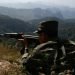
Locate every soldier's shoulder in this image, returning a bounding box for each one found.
[60,39,75,45]
[34,41,57,52]
[68,40,75,45]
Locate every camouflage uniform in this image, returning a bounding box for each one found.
[22,39,66,75]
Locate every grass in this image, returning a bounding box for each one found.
[0,43,26,75]
[0,44,20,61]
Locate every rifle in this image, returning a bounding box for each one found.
[0,33,38,39]
[0,33,24,39]
[0,33,39,47]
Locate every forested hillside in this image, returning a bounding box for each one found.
[0,15,31,33]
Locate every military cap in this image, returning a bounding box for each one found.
[35,20,58,38]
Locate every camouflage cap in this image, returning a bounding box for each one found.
[35,20,58,38]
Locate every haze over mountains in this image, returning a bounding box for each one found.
[0,6,63,21]
[0,2,75,21]
[0,2,50,9]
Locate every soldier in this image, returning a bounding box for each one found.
[22,20,65,75]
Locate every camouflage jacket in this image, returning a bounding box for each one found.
[23,41,65,73]
[22,40,75,75]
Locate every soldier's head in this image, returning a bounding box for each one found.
[35,20,58,43]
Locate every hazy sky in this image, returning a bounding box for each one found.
[0,0,74,7]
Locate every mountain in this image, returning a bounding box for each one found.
[58,7,75,19]
[0,15,30,33]
[0,14,60,34]
[0,2,75,20]
[0,6,63,21]
[0,15,60,34]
